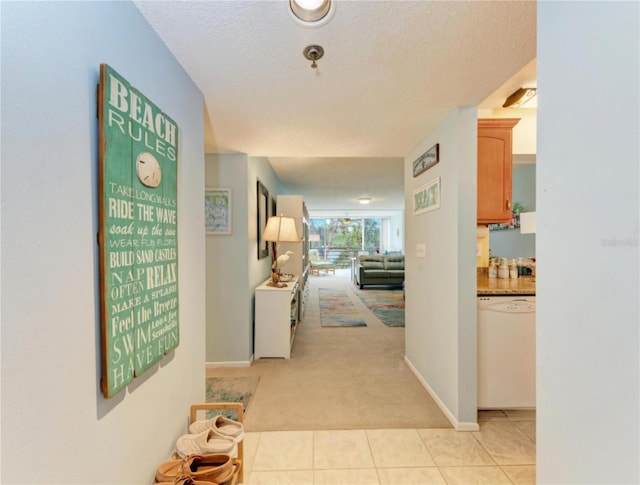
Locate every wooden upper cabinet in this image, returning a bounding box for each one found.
[477,118,520,224]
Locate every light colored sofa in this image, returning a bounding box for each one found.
[356,255,404,289]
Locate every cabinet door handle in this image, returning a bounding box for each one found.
[506,199,511,210]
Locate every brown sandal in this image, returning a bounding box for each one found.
[155,454,234,484]
[155,477,212,485]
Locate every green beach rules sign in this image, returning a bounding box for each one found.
[98,64,179,398]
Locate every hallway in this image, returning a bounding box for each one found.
[210,269,450,431]
[209,270,536,483]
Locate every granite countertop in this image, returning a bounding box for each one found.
[477,269,536,296]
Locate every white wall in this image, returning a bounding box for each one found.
[1,2,206,483]
[388,212,405,253]
[204,155,279,364]
[404,107,478,429]
[537,2,639,483]
[205,154,252,363]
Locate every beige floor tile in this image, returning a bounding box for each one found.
[418,428,495,466]
[314,468,380,484]
[246,470,314,485]
[313,430,375,469]
[513,421,536,443]
[366,429,435,468]
[505,409,536,421]
[377,467,446,485]
[438,466,513,484]
[502,465,536,484]
[472,422,536,465]
[243,432,261,476]
[251,431,313,471]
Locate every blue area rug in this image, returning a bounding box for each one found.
[318,288,367,327]
[353,289,405,327]
[205,376,259,419]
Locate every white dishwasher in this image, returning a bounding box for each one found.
[477,296,536,409]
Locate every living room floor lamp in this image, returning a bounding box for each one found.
[262,214,300,287]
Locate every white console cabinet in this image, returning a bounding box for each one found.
[254,276,299,359]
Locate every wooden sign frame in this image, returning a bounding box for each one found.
[98,64,180,398]
[412,143,440,177]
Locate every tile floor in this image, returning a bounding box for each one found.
[240,410,536,485]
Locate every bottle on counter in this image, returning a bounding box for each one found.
[509,259,518,279]
[498,259,509,279]
[488,261,497,278]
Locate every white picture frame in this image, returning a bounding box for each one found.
[205,187,232,235]
[412,177,441,216]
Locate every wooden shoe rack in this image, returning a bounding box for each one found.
[189,402,245,484]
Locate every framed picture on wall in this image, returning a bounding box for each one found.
[412,177,441,215]
[412,143,439,177]
[257,180,269,259]
[269,196,277,258]
[97,63,180,398]
[204,188,232,235]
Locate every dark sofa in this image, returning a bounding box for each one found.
[356,255,405,289]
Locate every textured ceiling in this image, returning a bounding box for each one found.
[135,0,536,213]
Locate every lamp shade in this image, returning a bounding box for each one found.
[262,215,300,243]
[520,212,536,234]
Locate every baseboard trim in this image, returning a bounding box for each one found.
[206,358,253,368]
[404,355,479,432]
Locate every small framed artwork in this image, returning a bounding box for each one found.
[412,143,439,177]
[205,188,232,235]
[269,196,277,257]
[413,177,441,216]
[257,180,269,259]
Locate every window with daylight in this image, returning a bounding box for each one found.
[308,218,382,268]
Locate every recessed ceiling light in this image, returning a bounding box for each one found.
[358,197,372,205]
[289,0,334,27]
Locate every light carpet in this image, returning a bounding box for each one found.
[207,270,451,431]
[207,271,451,431]
[318,287,367,327]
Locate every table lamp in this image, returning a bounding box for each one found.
[262,214,300,287]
